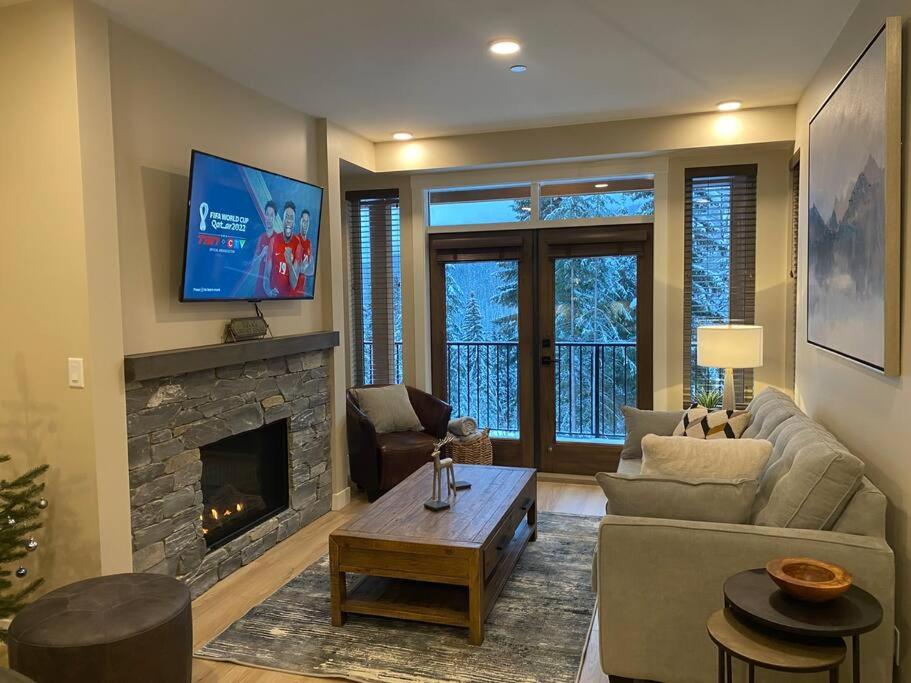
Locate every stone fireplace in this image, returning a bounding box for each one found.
[124,333,337,598]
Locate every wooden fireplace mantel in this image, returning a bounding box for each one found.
[123,331,340,383]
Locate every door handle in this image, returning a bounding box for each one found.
[541,356,552,366]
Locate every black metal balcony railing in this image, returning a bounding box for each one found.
[554,341,636,441]
[361,341,404,385]
[361,339,638,441]
[446,341,521,437]
[446,340,637,441]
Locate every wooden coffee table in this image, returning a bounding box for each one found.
[329,463,537,645]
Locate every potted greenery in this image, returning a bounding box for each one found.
[692,387,723,411]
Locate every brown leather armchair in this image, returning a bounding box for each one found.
[346,384,452,501]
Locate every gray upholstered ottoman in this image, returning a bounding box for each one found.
[8,573,192,683]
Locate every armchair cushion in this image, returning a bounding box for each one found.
[353,384,424,434]
[376,431,437,490]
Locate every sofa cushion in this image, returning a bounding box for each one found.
[746,386,795,414]
[752,437,865,530]
[620,406,684,459]
[832,477,887,538]
[354,384,424,434]
[754,415,829,505]
[616,457,643,475]
[641,434,771,480]
[596,472,758,524]
[741,399,803,441]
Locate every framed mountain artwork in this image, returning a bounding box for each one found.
[808,16,902,376]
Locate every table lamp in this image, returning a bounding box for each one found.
[696,324,763,411]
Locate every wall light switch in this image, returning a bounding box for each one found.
[68,357,85,389]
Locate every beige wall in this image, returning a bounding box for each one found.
[321,122,376,508]
[109,24,326,355]
[795,3,911,677]
[72,0,131,574]
[0,0,131,592]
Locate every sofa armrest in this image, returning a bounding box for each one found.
[597,516,894,683]
[406,387,452,438]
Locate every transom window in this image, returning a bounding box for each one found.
[539,177,654,220]
[427,185,531,227]
[426,176,654,228]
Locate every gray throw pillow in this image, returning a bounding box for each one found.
[620,406,684,460]
[596,472,758,524]
[753,441,865,530]
[354,385,424,434]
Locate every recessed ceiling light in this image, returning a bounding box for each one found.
[509,64,527,73]
[489,39,521,55]
[594,183,609,189]
[392,132,413,141]
[717,100,742,112]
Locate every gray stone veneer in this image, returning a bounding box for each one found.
[125,350,331,598]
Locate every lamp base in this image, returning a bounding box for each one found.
[722,367,735,412]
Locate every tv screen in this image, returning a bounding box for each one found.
[180,150,323,302]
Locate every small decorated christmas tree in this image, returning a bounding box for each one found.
[0,454,49,639]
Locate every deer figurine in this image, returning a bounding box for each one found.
[424,433,462,511]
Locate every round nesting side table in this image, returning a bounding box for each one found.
[708,608,846,682]
[724,568,883,683]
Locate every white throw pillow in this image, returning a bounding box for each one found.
[641,434,771,480]
[354,385,424,434]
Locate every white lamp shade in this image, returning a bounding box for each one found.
[697,324,763,369]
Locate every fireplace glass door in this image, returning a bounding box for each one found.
[200,419,290,550]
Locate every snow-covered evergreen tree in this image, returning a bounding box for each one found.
[463,292,484,341]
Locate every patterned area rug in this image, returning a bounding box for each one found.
[196,511,600,683]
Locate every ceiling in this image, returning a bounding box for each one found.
[95,0,859,141]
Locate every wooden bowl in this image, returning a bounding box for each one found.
[766,557,853,603]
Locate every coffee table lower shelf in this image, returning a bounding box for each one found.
[331,517,535,644]
[343,576,470,628]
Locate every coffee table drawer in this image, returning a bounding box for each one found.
[482,492,533,579]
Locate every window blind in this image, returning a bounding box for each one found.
[683,165,757,408]
[345,189,402,386]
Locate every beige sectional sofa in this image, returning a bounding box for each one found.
[596,388,895,682]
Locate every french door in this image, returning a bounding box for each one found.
[429,225,653,475]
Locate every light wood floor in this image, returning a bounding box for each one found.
[192,481,610,683]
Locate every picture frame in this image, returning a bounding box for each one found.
[807,16,902,376]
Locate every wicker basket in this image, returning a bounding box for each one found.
[445,428,493,465]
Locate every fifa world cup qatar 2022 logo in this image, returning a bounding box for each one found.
[199,202,209,231]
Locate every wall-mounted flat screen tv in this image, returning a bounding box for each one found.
[180,150,323,301]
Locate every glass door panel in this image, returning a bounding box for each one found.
[429,231,535,468]
[444,260,520,439]
[553,255,638,443]
[539,226,653,475]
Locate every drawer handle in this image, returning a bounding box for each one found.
[520,498,532,512]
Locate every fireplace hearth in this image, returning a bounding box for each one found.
[200,419,289,550]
